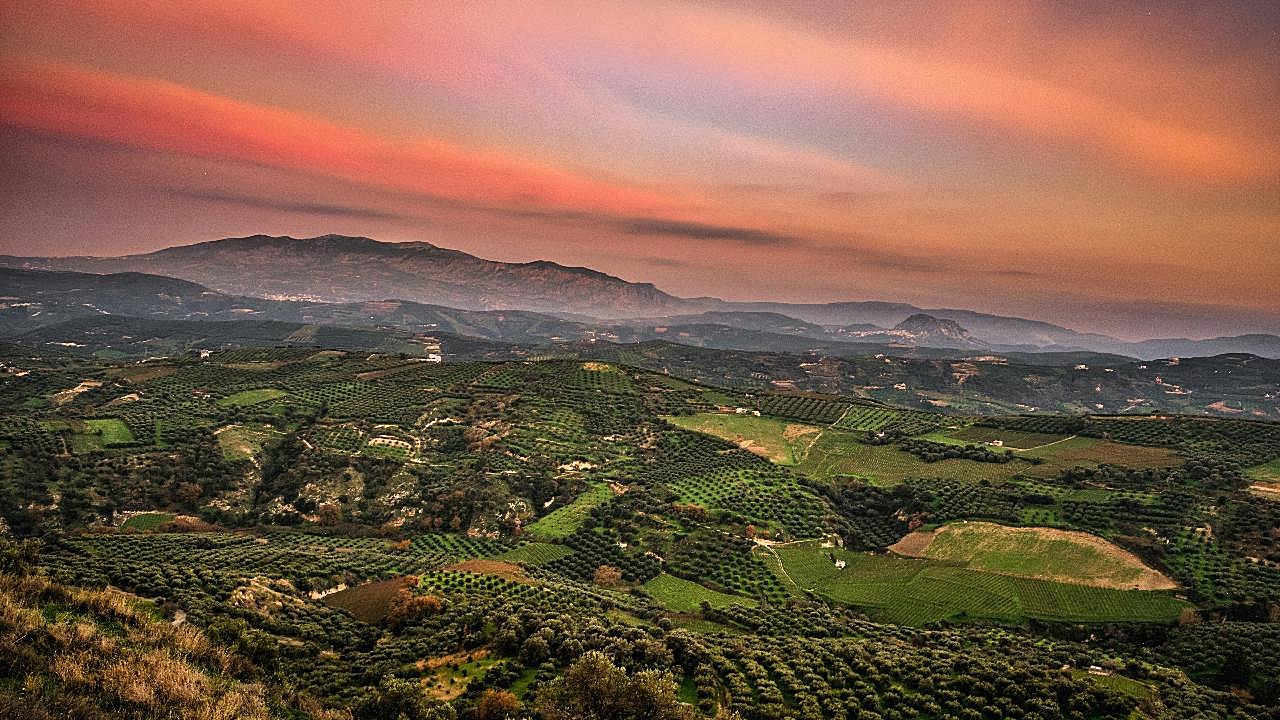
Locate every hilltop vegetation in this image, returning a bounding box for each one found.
[1,345,1278,718]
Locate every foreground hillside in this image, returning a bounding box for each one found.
[2,346,1278,717]
[0,546,337,720]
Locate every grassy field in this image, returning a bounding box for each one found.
[643,573,758,612]
[86,418,135,445]
[795,429,1028,486]
[892,521,1175,589]
[665,413,819,465]
[1020,436,1180,477]
[773,541,1185,625]
[217,388,288,407]
[1245,457,1280,489]
[947,426,1070,449]
[216,424,284,461]
[63,417,136,451]
[120,512,174,531]
[496,542,572,565]
[526,483,615,539]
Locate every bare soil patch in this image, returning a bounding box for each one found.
[887,529,938,557]
[783,423,820,443]
[441,559,531,583]
[321,576,414,624]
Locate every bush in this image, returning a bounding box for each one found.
[536,651,697,720]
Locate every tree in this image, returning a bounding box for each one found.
[536,651,697,720]
[473,689,520,720]
[386,589,444,631]
[357,676,455,720]
[593,564,623,588]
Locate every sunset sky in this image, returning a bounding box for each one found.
[1,1,1277,338]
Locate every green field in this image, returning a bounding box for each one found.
[665,413,818,465]
[773,542,1186,625]
[217,388,289,407]
[1245,457,1280,487]
[900,521,1174,590]
[496,542,573,565]
[795,429,1028,485]
[216,424,284,461]
[1019,436,1181,477]
[831,405,942,434]
[120,512,174,531]
[643,573,758,612]
[85,418,135,445]
[525,483,615,539]
[947,426,1069,449]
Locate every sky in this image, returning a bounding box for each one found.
[1,1,1278,339]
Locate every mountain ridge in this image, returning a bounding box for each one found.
[3,234,1276,357]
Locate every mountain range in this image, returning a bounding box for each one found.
[3,234,1277,359]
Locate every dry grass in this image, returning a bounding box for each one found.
[0,571,291,719]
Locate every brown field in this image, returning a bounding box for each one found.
[1021,437,1180,477]
[884,530,934,557]
[320,576,414,623]
[441,559,532,583]
[1251,483,1280,498]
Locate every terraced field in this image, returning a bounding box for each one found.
[831,404,943,435]
[496,542,573,565]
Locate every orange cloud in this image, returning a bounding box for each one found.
[639,3,1278,185]
[0,57,680,218]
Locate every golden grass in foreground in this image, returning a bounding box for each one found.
[0,572,343,720]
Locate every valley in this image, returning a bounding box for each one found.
[6,2,1279,716]
[2,343,1278,717]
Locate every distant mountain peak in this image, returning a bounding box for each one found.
[895,313,968,335]
[11,233,686,318]
[892,313,980,347]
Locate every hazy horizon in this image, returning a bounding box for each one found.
[6,231,1278,342]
